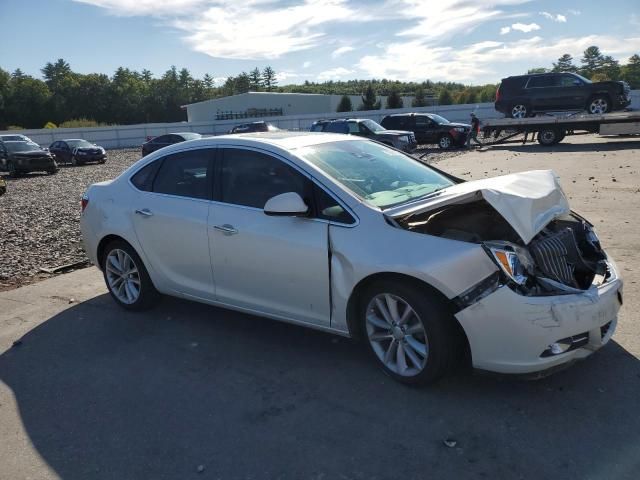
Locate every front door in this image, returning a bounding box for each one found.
[208,147,331,326]
[415,116,435,143]
[131,148,215,300]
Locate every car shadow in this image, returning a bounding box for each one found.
[0,172,53,181]
[1,295,639,479]
[486,138,640,154]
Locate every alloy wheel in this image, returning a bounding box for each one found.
[589,98,609,114]
[105,249,141,304]
[439,136,452,148]
[365,293,429,377]
[511,104,527,118]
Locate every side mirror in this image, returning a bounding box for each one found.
[264,192,309,217]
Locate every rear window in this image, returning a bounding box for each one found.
[527,76,555,88]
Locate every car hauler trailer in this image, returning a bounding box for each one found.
[481,111,640,146]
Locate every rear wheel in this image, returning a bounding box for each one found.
[509,103,529,119]
[537,128,562,146]
[588,95,610,114]
[360,280,459,385]
[438,134,453,149]
[102,240,160,311]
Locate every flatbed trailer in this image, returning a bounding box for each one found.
[481,110,640,146]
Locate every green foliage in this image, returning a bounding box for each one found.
[249,68,262,91]
[438,89,453,105]
[336,95,353,112]
[7,125,24,130]
[581,46,604,79]
[386,89,403,109]
[43,121,57,129]
[622,54,640,89]
[412,87,427,107]
[262,66,277,91]
[527,68,549,74]
[59,118,111,128]
[360,84,378,110]
[552,54,577,73]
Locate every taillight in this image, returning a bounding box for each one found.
[81,196,89,213]
[495,86,501,102]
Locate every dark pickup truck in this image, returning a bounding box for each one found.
[495,72,631,118]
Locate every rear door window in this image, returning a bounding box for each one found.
[415,116,432,128]
[131,161,161,191]
[526,76,554,88]
[151,149,212,199]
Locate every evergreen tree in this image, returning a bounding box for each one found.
[581,46,604,79]
[527,67,548,74]
[552,54,577,73]
[262,66,277,91]
[622,54,640,89]
[386,89,403,109]
[360,84,378,110]
[336,95,352,112]
[600,56,621,80]
[249,67,262,91]
[235,72,251,94]
[412,87,427,107]
[438,89,453,105]
[203,74,214,89]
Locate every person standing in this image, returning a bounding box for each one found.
[466,112,482,147]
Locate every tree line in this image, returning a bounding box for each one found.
[1,46,638,129]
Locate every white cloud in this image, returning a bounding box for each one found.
[540,11,567,22]
[500,26,511,35]
[511,22,541,32]
[357,35,640,83]
[302,61,312,68]
[73,0,207,16]
[332,46,355,58]
[317,67,354,81]
[276,71,301,82]
[568,9,581,16]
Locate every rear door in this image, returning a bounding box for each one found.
[208,147,331,326]
[131,148,215,300]
[525,75,556,111]
[556,74,588,109]
[414,116,436,143]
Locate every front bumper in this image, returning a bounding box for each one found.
[613,95,631,110]
[456,261,623,374]
[15,157,56,171]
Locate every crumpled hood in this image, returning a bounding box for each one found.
[446,122,471,129]
[376,130,413,137]
[387,170,570,244]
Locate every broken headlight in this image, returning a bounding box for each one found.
[485,242,534,286]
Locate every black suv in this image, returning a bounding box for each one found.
[141,132,202,157]
[310,118,416,152]
[495,72,631,118]
[381,113,470,149]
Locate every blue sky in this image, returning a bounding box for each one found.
[2,0,639,85]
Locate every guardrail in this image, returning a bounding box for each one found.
[2,91,638,149]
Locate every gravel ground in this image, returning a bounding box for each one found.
[0,149,141,290]
[0,144,465,291]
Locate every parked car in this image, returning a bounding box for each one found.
[81,133,621,385]
[310,118,417,152]
[141,132,202,157]
[228,121,279,134]
[0,176,6,197]
[49,139,107,166]
[0,134,35,143]
[495,72,631,118]
[0,141,58,176]
[381,113,470,149]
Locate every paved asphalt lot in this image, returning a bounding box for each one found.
[1,135,639,479]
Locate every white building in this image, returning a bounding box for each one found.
[183,92,416,122]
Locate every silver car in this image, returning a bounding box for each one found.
[80,132,622,384]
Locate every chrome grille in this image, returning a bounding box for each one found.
[530,228,579,287]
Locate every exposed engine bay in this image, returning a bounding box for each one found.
[394,199,609,295]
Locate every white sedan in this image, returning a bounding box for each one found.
[80,132,623,384]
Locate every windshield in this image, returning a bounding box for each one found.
[5,142,41,153]
[67,139,94,148]
[429,114,450,125]
[296,140,454,209]
[361,119,386,133]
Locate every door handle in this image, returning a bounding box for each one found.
[213,224,238,235]
[135,208,154,217]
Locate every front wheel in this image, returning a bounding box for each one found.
[102,240,160,310]
[438,134,453,149]
[588,96,610,114]
[360,280,459,385]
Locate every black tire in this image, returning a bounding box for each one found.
[359,279,459,385]
[508,103,529,119]
[101,239,161,311]
[438,134,453,149]
[587,95,610,115]
[46,168,58,175]
[537,128,562,146]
